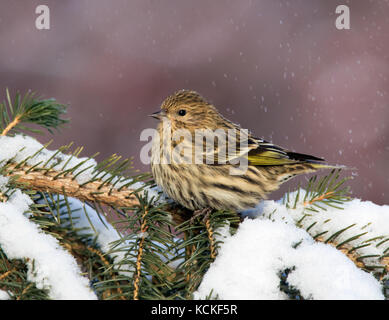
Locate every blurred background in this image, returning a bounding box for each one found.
[0,0,387,204]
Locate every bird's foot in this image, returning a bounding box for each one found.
[190,207,213,224]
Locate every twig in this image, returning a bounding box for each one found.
[205,219,217,260]
[1,115,21,136]
[0,269,14,281]
[17,283,33,300]
[133,209,149,300]
[6,163,139,208]
[303,191,334,206]
[5,163,190,225]
[86,246,126,300]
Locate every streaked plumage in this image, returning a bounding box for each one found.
[151,90,339,212]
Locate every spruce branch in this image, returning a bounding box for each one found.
[31,192,131,300]
[84,246,126,300]
[205,219,217,260]
[5,163,139,208]
[0,88,68,136]
[133,208,149,300]
[1,115,21,136]
[172,210,239,298]
[303,191,334,207]
[283,169,389,280]
[3,160,193,225]
[0,250,50,300]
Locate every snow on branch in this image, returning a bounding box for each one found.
[0,134,163,208]
[0,176,97,299]
[195,195,389,300]
[283,189,389,274]
[36,195,141,284]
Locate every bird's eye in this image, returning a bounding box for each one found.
[178,109,186,116]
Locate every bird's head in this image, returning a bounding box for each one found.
[150,90,226,131]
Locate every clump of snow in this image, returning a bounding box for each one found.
[196,193,389,300]
[0,176,9,192]
[244,190,389,268]
[213,221,231,244]
[0,290,10,300]
[0,176,96,300]
[194,217,384,300]
[285,241,380,299]
[288,195,389,267]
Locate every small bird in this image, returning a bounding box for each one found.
[150,90,340,217]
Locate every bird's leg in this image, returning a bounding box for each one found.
[190,207,213,224]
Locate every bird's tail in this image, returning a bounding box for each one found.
[309,162,350,170]
[276,162,351,184]
[286,151,351,171]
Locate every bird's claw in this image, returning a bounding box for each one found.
[190,207,213,224]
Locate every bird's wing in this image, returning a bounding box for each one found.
[194,126,255,164]
[194,126,326,166]
[246,137,325,166]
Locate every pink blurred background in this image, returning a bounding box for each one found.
[0,0,387,204]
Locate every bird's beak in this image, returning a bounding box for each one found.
[149,110,166,120]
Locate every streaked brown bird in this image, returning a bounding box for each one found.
[150,89,340,217]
